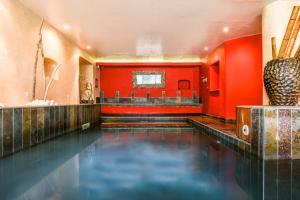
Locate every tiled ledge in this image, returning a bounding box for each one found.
[187,118,251,156]
[237,106,300,160]
[99,97,201,105]
[0,104,101,158]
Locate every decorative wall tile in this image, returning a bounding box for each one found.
[278,109,292,159]
[13,108,22,152]
[89,105,92,123]
[64,106,69,132]
[259,109,264,158]
[3,109,13,155]
[22,108,31,148]
[264,109,278,160]
[63,106,66,132]
[69,106,75,131]
[264,161,278,200]
[87,105,90,123]
[44,107,50,140]
[75,105,79,128]
[30,108,38,145]
[251,109,260,156]
[278,160,292,199]
[292,160,300,198]
[50,107,55,138]
[54,107,59,136]
[78,105,82,126]
[37,107,45,143]
[83,105,87,124]
[59,107,64,135]
[0,110,2,156]
[292,109,300,159]
[87,105,89,121]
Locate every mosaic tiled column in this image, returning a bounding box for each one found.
[237,106,300,160]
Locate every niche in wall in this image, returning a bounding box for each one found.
[178,80,190,90]
[209,61,220,93]
[79,57,94,103]
[44,57,59,90]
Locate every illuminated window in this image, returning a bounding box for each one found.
[133,71,165,88]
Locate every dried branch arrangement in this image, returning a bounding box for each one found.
[32,19,45,100]
[272,6,300,59]
[43,63,62,100]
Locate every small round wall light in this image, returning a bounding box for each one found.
[242,125,249,136]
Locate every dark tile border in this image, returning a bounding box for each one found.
[0,104,101,159]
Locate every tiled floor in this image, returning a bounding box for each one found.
[188,116,236,137]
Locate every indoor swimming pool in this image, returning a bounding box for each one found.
[0,126,298,200]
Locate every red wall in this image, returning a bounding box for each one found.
[224,35,263,119]
[201,35,263,120]
[97,35,262,118]
[100,66,200,98]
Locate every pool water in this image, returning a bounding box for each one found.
[0,126,299,200]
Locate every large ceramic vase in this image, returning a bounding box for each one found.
[264,58,300,106]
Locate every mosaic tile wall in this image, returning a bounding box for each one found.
[0,104,101,158]
[237,106,300,160]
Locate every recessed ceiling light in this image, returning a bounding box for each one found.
[86,45,91,50]
[223,27,229,33]
[204,47,209,51]
[63,24,70,30]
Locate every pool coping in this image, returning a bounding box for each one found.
[187,118,251,157]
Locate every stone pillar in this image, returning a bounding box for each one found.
[162,90,166,103]
[115,91,120,103]
[176,90,181,104]
[100,91,104,103]
[146,91,150,103]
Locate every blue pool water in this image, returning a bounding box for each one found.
[0,126,299,200]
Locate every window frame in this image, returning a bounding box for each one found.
[132,71,166,88]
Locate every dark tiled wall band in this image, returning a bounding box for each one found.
[0,104,101,158]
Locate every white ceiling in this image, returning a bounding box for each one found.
[19,0,276,58]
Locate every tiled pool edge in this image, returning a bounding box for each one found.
[0,104,101,158]
[188,118,251,157]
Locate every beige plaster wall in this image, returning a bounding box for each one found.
[262,0,300,105]
[0,0,96,107]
